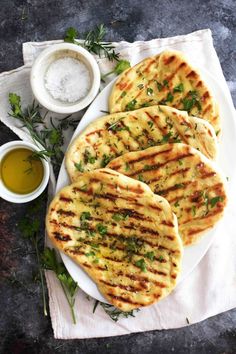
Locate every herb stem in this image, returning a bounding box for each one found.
[33,237,48,316]
[101,70,114,80]
[59,280,77,324]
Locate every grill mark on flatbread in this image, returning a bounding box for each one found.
[82,263,92,269]
[107,293,149,306]
[118,120,142,146]
[79,239,171,263]
[129,153,193,177]
[59,196,73,203]
[86,129,104,137]
[148,204,162,211]
[117,271,167,288]
[202,91,210,102]
[182,207,224,225]
[164,55,176,65]
[168,167,190,178]
[161,220,175,227]
[145,112,167,135]
[50,219,79,231]
[146,268,167,276]
[53,232,71,241]
[186,70,198,79]
[57,209,76,217]
[202,104,212,115]
[50,216,175,249]
[100,279,146,292]
[201,172,216,179]
[143,58,157,72]
[155,180,192,196]
[73,187,144,207]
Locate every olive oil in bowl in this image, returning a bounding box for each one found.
[0,148,44,194]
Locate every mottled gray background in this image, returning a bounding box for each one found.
[0,0,236,353]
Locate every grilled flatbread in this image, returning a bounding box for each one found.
[109,50,220,134]
[108,144,227,246]
[66,105,217,182]
[46,168,183,311]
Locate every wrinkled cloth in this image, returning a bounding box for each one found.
[0,29,236,339]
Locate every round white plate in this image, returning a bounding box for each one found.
[56,68,236,303]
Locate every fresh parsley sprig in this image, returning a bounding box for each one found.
[101,60,131,81]
[42,247,79,324]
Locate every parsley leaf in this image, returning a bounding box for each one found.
[147,87,153,96]
[101,154,113,167]
[96,223,107,236]
[125,99,137,111]
[102,59,131,80]
[135,258,147,272]
[166,92,174,103]
[145,251,155,261]
[173,83,184,93]
[80,211,91,221]
[112,212,129,222]
[64,27,78,43]
[209,196,224,208]
[114,60,131,75]
[138,84,144,90]
[182,91,202,113]
[191,205,196,216]
[155,81,163,91]
[138,174,144,182]
[84,150,96,164]
[74,162,84,172]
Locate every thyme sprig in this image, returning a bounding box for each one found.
[93,300,139,322]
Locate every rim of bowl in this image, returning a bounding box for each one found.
[30,43,101,114]
[0,141,50,203]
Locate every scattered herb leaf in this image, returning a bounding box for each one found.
[125,99,137,111]
[135,258,147,272]
[173,83,184,93]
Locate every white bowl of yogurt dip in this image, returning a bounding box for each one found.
[30,43,100,114]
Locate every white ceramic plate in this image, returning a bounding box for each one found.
[56,68,236,303]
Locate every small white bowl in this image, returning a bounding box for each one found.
[30,43,101,114]
[0,141,50,203]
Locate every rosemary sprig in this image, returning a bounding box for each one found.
[42,247,79,324]
[64,24,120,61]
[8,93,78,174]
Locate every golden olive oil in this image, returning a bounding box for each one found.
[0,148,44,194]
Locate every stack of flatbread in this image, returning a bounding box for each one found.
[46,50,227,312]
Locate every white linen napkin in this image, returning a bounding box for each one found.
[1,29,236,339]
